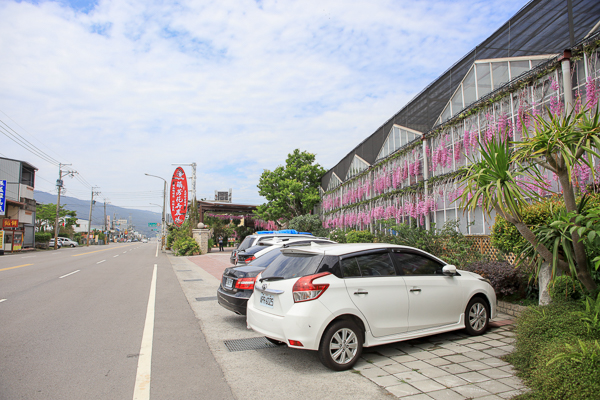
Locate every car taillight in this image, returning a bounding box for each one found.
[244,256,256,264]
[292,272,331,303]
[235,277,256,290]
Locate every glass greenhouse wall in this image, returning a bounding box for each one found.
[320,35,600,235]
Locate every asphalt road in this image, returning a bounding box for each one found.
[0,242,233,400]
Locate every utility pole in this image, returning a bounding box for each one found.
[53,164,77,250]
[87,186,100,247]
[103,198,110,244]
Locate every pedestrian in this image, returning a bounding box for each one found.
[218,235,224,251]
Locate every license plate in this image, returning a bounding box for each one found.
[225,278,233,289]
[259,292,274,308]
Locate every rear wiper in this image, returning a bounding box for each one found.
[259,276,284,282]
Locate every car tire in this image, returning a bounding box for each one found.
[318,320,363,371]
[464,297,489,336]
[71,244,75,248]
[265,337,285,346]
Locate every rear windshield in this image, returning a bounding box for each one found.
[248,248,282,267]
[260,253,324,280]
[238,236,255,251]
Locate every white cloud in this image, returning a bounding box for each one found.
[0,0,525,207]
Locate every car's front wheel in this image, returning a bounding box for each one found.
[318,320,363,371]
[465,297,489,335]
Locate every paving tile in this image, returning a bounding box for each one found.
[456,371,491,383]
[468,336,490,342]
[497,377,526,390]
[478,368,513,380]
[497,345,515,353]
[377,347,407,357]
[482,348,509,357]
[465,342,491,350]
[499,337,515,344]
[476,395,504,400]
[410,379,447,393]
[404,394,435,400]
[392,354,419,363]
[403,347,428,355]
[459,360,489,370]
[424,357,452,367]
[382,363,412,375]
[444,355,473,363]
[359,366,387,379]
[353,359,372,370]
[498,331,515,337]
[405,360,434,370]
[439,364,470,374]
[452,384,492,398]
[394,370,430,383]
[427,388,468,400]
[483,333,505,340]
[498,365,515,373]
[413,351,440,360]
[386,383,423,397]
[452,338,475,345]
[431,348,457,357]
[439,343,467,351]
[364,354,394,364]
[497,390,524,399]
[370,374,403,388]
[478,358,509,368]
[475,380,515,394]
[432,375,469,388]
[419,366,450,379]
[462,350,489,360]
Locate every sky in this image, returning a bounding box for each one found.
[0,0,527,210]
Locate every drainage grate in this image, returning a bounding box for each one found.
[223,337,278,352]
[195,296,218,302]
[183,279,203,282]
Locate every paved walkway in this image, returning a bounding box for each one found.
[187,251,529,399]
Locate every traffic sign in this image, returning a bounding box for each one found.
[148,223,158,227]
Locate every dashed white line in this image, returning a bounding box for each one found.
[132,264,158,400]
[0,299,7,303]
[21,256,36,259]
[59,270,80,279]
[97,260,106,264]
[114,255,119,258]
[123,251,127,254]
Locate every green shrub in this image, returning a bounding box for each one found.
[548,275,585,303]
[346,230,374,243]
[35,232,52,242]
[328,229,347,243]
[208,238,215,248]
[507,302,600,399]
[172,236,200,256]
[288,214,329,237]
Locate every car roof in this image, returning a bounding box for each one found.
[279,243,445,261]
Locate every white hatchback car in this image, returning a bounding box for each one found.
[247,243,497,370]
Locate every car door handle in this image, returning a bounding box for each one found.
[410,288,421,292]
[354,290,369,295]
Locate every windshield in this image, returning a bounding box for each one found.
[237,236,255,252]
[260,253,324,280]
[247,248,282,267]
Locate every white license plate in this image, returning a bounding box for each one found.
[225,278,233,289]
[259,292,274,308]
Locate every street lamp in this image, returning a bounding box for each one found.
[145,173,167,252]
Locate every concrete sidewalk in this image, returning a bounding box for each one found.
[179,251,529,399]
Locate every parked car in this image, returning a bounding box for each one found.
[229,230,316,265]
[142,238,148,243]
[58,237,78,247]
[246,243,497,371]
[235,236,331,265]
[48,238,62,248]
[218,238,337,315]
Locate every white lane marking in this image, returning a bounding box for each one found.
[123,251,127,254]
[0,299,7,303]
[97,260,106,264]
[114,255,119,258]
[155,242,158,258]
[133,264,158,400]
[21,256,36,259]
[59,270,80,279]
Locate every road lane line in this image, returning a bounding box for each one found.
[0,299,7,303]
[59,270,80,279]
[133,264,158,400]
[114,255,119,258]
[97,260,106,264]
[72,245,135,257]
[155,242,158,258]
[123,251,127,254]
[21,256,36,259]
[0,264,33,272]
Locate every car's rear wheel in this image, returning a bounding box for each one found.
[465,297,489,336]
[318,320,363,371]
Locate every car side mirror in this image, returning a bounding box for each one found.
[442,265,457,276]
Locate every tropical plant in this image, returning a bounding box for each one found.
[288,214,329,237]
[345,230,374,243]
[172,236,200,256]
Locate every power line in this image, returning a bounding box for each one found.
[0,121,61,166]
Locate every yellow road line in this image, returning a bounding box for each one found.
[0,264,33,272]
[72,244,135,257]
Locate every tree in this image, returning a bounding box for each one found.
[288,214,329,237]
[35,203,77,233]
[514,107,600,291]
[256,149,325,225]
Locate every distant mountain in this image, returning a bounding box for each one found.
[34,191,162,237]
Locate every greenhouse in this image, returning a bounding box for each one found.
[320,0,600,236]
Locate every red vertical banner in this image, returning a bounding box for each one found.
[170,167,188,227]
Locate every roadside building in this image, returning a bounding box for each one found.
[320,0,600,236]
[0,157,37,254]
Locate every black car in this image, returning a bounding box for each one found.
[218,248,282,315]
